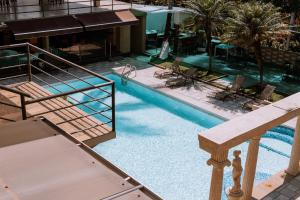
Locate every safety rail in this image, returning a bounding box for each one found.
[0,84,31,121]
[0,0,134,21]
[0,43,115,134]
[199,92,300,200]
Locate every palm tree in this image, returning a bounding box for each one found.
[222,1,288,86]
[185,0,228,73]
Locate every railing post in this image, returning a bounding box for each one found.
[90,0,92,13]
[20,95,27,120]
[286,116,300,176]
[112,0,113,10]
[26,44,32,82]
[242,136,261,200]
[13,1,17,20]
[67,0,70,15]
[207,151,230,200]
[104,40,107,57]
[41,0,45,17]
[111,82,115,132]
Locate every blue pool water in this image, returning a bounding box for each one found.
[48,73,294,200]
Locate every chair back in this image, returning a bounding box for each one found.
[184,68,198,79]
[231,75,245,92]
[171,57,182,73]
[259,85,276,100]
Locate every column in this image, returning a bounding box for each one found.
[119,26,131,54]
[286,116,300,176]
[207,151,231,200]
[242,137,261,200]
[42,36,50,51]
[94,0,100,7]
[130,15,146,54]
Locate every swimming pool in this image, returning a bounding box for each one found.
[48,73,293,200]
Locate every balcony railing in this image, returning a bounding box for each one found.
[0,0,138,22]
[198,92,300,200]
[0,43,115,135]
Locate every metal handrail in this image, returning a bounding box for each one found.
[0,42,115,133]
[0,0,132,21]
[0,84,31,120]
[0,85,31,97]
[28,44,113,83]
[121,64,136,85]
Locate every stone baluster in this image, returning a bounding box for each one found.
[207,151,231,200]
[242,136,261,200]
[286,116,300,176]
[227,150,244,200]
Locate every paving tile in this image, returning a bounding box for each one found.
[274,194,291,200]
[280,187,296,198]
[263,197,274,200]
[290,179,300,187]
[267,191,280,199]
[287,184,299,192]
[295,175,300,181]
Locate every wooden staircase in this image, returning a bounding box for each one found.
[0,82,115,147]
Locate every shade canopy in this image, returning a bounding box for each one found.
[76,10,139,31]
[6,10,139,40]
[6,16,83,40]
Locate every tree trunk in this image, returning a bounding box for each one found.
[164,0,173,40]
[254,42,264,88]
[164,13,172,39]
[286,12,295,50]
[205,25,213,73]
[173,24,180,55]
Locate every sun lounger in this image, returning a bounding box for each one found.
[153,57,182,79]
[165,68,198,88]
[215,75,245,101]
[243,84,276,110]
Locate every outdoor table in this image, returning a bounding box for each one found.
[211,39,221,44]
[214,43,235,60]
[146,29,158,35]
[178,33,198,54]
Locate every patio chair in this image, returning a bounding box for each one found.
[165,68,198,88]
[243,84,276,110]
[214,75,245,101]
[153,57,182,79]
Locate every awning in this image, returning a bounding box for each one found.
[76,10,139,31]
[6,16,83,40]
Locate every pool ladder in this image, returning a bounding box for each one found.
[121,64,136,85]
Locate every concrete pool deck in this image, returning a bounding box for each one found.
[0,56,296,128]
[110,58,297,129]
[17,55,300,126]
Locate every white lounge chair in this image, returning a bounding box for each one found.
[215,75,245,101]
[243,84,276,110]
[153,57,182,79]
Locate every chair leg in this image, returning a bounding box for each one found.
[214,46,217,57]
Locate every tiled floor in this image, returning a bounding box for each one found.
[262,174,300,200]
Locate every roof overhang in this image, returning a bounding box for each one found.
[0,118,162,200]
[76,10,139,32]
[6,16,83,40]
